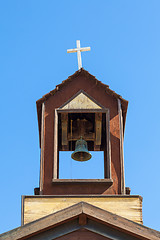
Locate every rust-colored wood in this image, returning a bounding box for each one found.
[40,102,45,194]
[40,71,122,194]
[118,99,125,194]
[50,180,113,195]
[79,214,87,226]
[105,111,111,179]
[52,179,113,183]
[126,187,131,195]
[58,109,107,113]
[61,113,68,149]
[55,229,109,240]
[95,113,102,149]
[53,110,58,179]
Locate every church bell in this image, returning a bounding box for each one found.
[71,137,92,162]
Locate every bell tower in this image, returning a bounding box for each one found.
[3,40,160,240]
[22,42,143,226]
[36,69,128,196]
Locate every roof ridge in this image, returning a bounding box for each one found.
[36,68,128,105]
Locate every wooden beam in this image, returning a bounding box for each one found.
[95,113,102,150]
[79,214,87,226]
[105,110,111,179]
[67,47,91,53]
[21,196,25,226]
[86,219,138,240]
[52,179,113,183]
[53,109,58,179]
[118,99,125,194]
[40,102,45,194]
[82,202,159,240]
[61,113,68,150]
[68,132,95,141]
[58,109,108,113]
[28,220,80,240]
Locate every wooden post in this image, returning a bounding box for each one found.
[104,110,111,179]
[21,196,25,226]
[40,102,45,194]
[79,214,87,226]
[94,113,102,150]
[118,99,125,194]
[61,113,68,150]
[53,109,58,179]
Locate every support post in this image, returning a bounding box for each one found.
[40,102,45,194]
[61,113,68,150]
[105,110,111,179]
[118,99,125,194]
[94,113,102,150]
[53,109,58,179]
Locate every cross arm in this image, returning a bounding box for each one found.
[67,48,78,53]
[81,47,91,52]
[67,47,91,53]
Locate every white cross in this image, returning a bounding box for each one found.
[67,40,91,70]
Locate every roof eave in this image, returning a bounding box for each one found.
[0,202,159,240]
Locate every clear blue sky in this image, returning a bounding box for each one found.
[0,0,160,234]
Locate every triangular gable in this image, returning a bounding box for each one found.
[60,90,103,109]
[1,202,160,240]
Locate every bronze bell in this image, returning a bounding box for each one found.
[71,137,92,162]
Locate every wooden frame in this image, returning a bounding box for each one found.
[5,201,159,240]
[61,113,68,150]
[118,99,125,194]
[95,112,102,148]
[53,109,58,179]
[59,90,105,109]
[53,108,111,180]
[40,102,45,193]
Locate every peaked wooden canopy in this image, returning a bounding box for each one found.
[36,68,128,142]
[1,202,159,240]
[34,68,129,195]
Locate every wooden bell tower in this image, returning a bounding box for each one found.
[21,42,143,226]
[4,41,160,239]
[35,68,128,195]
[22,69,143,226]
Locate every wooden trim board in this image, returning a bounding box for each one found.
[1,202,160,240]
[22,195,142,225]
[118,99,125,194]
[40,102,45,193]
